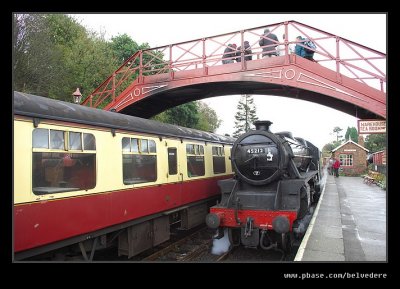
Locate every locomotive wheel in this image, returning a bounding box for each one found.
[228,228,241,247]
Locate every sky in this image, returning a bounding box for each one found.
[70,13,386,150]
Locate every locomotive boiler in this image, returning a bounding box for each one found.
[206,121,321,252]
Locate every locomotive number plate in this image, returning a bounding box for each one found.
[247,148,265,154]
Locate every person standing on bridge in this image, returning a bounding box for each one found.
[222,43,237,64]
[236,41,252,62]
[295,36,316,61]
[295,36,306,58]
[259,28,279,57]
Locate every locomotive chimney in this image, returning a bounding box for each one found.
[254,120,273,132]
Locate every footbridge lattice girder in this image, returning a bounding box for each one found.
[81,20,386,120]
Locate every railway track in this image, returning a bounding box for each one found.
[142,227,213,261]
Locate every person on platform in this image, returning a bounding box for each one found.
[328,157,334,175]
[333,158,341,177]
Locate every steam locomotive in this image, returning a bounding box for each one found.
[206,121,321,252]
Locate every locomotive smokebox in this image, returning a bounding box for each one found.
[254,120,273,132]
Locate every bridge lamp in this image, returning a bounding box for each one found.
[72,88,82,104]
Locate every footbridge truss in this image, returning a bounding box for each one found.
[81,20,386,120]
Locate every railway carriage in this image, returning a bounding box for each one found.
[13,91,234,260]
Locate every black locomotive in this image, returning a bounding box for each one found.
[206,121,321,252]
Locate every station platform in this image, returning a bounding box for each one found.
[295,173,386,261]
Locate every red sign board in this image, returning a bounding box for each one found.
[358,119,386,134]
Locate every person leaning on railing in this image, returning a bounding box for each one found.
[222,43,237,64]
[236,41,252,62]
[259,28,279,57]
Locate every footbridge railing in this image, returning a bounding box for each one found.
[81,20,386,109]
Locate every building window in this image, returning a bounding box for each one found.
[122,137,157,184]
[186,144,205,177]
[32,129,96,195]
[212,146,226,174]
[339,154,353,166]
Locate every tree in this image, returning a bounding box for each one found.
[13,14,58,96]
[196,101,222,132]
[322,140,342,156]
[233,95,258,138]
[13,14,118,101]
[107,34,167,101]
[364,133,386,153]
[152,101,221,132]
[110,34,140,63]
[345,127,358,143]
[332,126,343,142]
[152,102,199,128]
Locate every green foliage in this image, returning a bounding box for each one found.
[322,143,335,155]
[345,127,358,143]
[13,14,57,97]
[152,101,221,132]
[233,95,258,138]
[107,35,166,98]
[110,34,140,63]
[196,102,222,132]
[322,140,342,156]
[153,102,199,128]
[13,14,118,102]
[364,133,386,153]
[332,126,343,142]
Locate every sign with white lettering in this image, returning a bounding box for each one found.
[358,120,386,134]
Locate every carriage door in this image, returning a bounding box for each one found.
[166,140,182,204]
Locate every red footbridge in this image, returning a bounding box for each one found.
[81,20,386,120]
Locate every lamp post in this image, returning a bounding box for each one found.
[72,88,82,104]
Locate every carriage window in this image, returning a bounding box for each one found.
[50,130,64,150]
[122,137,157,184]
[122,138,130,152]
[32,128,96,195]
[83,133,96,150]
[122,137,140,153]
[33,128,49,148]
[186,143,205,177]
[186,144,194,154]
[212,146,226,174]
[131,139,139,153]
[149,140,156,153]
[141,139,148,153]
[69,132,82,150]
